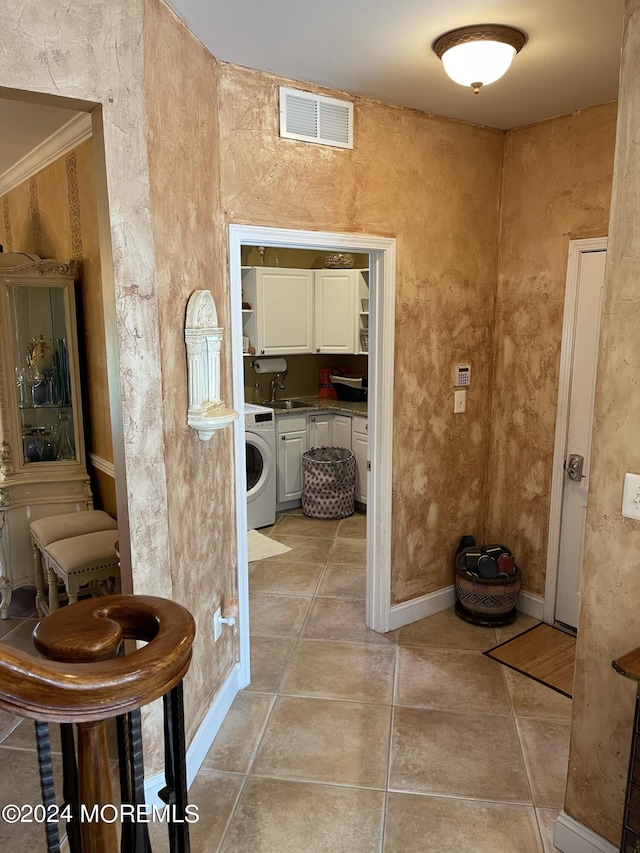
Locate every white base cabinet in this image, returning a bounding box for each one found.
[332,415,352,450]
[352,416,369,505]
[276,414,308,508]
[276,411,365,510]
[308,413,333,448]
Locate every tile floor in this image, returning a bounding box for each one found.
[193,509,570,852]
[0,512,571,852]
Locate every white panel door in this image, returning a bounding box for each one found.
[555,249,606,629]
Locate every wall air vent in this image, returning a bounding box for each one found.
[279,86,353,150]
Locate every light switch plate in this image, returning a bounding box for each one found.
[622,473,640,520]
[454,389,466,413]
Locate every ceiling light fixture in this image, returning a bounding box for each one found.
[433,25,527,94]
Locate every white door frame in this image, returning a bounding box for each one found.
[228,225,396,687]
[543,236,607,624]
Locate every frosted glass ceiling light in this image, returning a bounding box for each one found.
[433,25,527,94]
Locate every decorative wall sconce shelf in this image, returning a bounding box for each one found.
[185,290,238,441]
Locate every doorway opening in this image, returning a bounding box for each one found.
[0,87,129,591]
[544,237,607,632]
[228,225,396,687]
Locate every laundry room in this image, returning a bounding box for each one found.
[241,245,370,531]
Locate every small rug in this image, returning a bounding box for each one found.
[484,622,576,698]
[247,529,292,562]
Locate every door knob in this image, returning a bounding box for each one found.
[566,454,586,481]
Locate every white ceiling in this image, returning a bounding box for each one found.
[167,0,624,130]
[0,100,79,178]
[0,0,625,180]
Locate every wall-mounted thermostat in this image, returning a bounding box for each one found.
[454,364,471,387]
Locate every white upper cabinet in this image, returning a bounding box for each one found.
[242,268,314,355]
[243,267,368,356]
[313,269,356,353]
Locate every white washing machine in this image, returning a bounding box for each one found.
[245,403,277,530]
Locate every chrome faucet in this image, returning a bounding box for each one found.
[269,372,287,402]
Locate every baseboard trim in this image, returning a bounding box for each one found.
[517,590,545,621]
[554,811,618,853]
[145,663,240,806]
[388,585,544,631]
[389,586,455,631]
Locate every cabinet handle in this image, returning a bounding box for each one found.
[281,435,286,441]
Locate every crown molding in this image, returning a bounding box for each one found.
[0,112,92,197]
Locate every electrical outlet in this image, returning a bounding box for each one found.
[213,607,222,641]
[622,473,640,520]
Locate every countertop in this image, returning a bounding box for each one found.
[267,396,368,417]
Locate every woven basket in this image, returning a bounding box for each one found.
[455,569,521,617]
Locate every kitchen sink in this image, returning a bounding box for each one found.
[269,399,313,410]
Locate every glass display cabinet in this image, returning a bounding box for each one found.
[0,254,92,618]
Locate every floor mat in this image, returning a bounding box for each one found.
[247,529,292,562]
[484,622,576,698]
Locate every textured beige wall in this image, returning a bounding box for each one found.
[1,0,237,765]
[565,1,640,843]
[219,64,504,604]
[487,104,617,595]
[0,140,116,513]
[142,0,237,742]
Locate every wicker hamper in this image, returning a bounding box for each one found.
[302,447,356,519]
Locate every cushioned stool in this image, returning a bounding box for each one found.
[30,511,118,615]
[42,529,121,611]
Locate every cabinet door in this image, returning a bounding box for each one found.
[308,414,332,448]
[314,270,356,353]
[351,417,368,504]
[331,415,352,450]
[258,269,313,355]
[276,416,308,503]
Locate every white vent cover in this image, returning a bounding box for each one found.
[279,86,353,150]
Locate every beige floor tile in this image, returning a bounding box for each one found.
[148,770,244,853]
[202,691,274,774]
[3,718,63,753]
[517,718,570,808]
[253,696,391,788]
[220,777,385,853]
[303,597,393,645]
[264,534,334,563]
[390,706,531,803]
[0,616,29,640]
[396,647,511,715]
[273,514,342,538]
[328,537,366,567]
[0,708,22,742]
[337,513,367,539]
[0,746,64,852]
[385,792,544,853]
[249,593,311,637]
[503,668,572,721]
[1,618,41,655]
[396,607,497,651]
[249,559,323,595]
[247,635,296,693]
[537,808,562,852]
[494,613,541,644]
[317,561,366,598]
[282,639,396,704]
